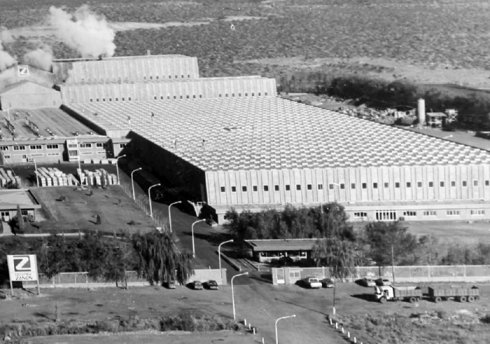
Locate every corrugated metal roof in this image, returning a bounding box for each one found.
[245,238,322,251]
[67,97,490,171]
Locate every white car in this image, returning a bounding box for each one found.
[302,277,322,289]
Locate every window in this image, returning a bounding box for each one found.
[340,183,345,189]
[428,182,434,187]
[462,181,467,187]
[351,183,356,189]
[231,186,236,192]
[486,180,490,186]
[30,145,42,150]
[242,186,247,192]
[362,183,367,189]
[253,186,258,192]
[353,212,367,219]
[403,211,416,216]
[119,144,126,148]
[406,182,411,188]
[220,187,225,192]
[373,182,378,189]
[318,184,323,190]
[296,185,301,190]
[375,210,397,221]
[474,180,478,186]
[440,181,445,187]
[451,181,456,187]
[0,146,8,151]
[395,182,400,188]
[96,143,103,148]
[264,185,269,191]
[471,210,485,215]
[285,185,290,191]
[446,210,460,216]
[384,182,389,188]
[275,185,279,191]
[4,155,10,159]
[423,210,437,216]
[307,184,312,190]
[417,181,422,187]
[79,143,92,148]
[13,145,26,151]
[47,144,59,149]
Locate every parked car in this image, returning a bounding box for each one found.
[189,281,203,290]
[164,280,176,289]
[321,278,335,288]
[358,277,376,287]
[204,280,219,290]
[375,278,392,286]
[301,276,322,289]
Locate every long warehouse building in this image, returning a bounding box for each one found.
[54,54,490,223]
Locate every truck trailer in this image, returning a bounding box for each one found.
[428,286,479,303]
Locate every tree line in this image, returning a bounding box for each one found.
[0,231,194,287]
[225,204,490,278]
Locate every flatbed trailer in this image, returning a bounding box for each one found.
[428,285,479,303]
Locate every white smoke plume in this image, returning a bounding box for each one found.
[23,47,53,71]
[0,28,16,72]
[48,5,116,58]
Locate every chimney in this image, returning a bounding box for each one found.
[417,98,426,128]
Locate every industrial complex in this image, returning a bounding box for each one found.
[1,54,490,223]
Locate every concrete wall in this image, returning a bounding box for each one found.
[206,164,490,222]
[272,265,490,285]
[61,77,277,103]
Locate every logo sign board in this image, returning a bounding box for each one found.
[17,65,30,77]
[7,255,39,282]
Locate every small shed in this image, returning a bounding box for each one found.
[245,238,322,263]
[0,81,62,110]
[0,189,42,222]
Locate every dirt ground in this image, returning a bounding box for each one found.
[29,186,155,234]
[2,280,490,344]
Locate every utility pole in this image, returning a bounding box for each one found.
[391,244,396,285]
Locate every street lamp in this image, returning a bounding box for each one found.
[130,167,142,200]
[115,154,126,185]
[275,314,296,344]
[231,272,249,321]
[31,157,39,187]
[168,200,182,233]
[332,281,336,315]
[191,219,206,258]
[218,239,234,274]
[148,183,161,219]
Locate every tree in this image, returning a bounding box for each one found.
[132,231,194,285]
[361,221,418,266]
[311,237,360,279]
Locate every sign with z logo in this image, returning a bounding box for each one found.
[7,255,39,282]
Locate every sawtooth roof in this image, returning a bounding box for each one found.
[67,97,490,171]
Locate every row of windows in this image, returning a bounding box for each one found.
[220,180,490,193]
[87,92,269,102]
[2,143,106,151]
[361,209,486,220]
[81,74,193,83]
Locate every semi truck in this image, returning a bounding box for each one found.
[428,286,479,303]
[375,285,423,303]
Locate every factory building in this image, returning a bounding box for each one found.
[55,54,490,223]
[2,54,490,223]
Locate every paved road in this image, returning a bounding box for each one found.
[121,169,242,282]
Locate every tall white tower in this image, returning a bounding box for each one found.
[417,98,426,127]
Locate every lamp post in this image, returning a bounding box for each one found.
[275,314,296,344]
[231,272,249,321]
[31,158,39,187]
[332,281,336,315]
[148,183,161,219]
[168,200,182,233]
[115,154,126,185]
[218,239,234,274]
[191,219,206,258]
[130,167,142,200]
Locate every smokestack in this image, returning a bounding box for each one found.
[417,98,426,128]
